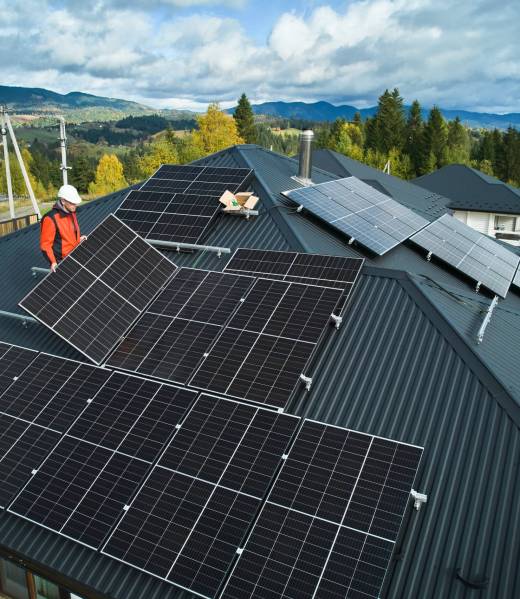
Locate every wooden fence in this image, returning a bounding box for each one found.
[0,214,39,237]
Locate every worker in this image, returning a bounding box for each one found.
[40,184,87,272]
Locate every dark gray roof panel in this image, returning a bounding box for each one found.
[414,164,520,214]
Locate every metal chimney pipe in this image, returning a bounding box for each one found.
[297,129,314,184]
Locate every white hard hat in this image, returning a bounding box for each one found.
[58,184,82,205]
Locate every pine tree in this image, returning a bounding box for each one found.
[501,127,520,185]
[88,154,128,197]
[421,107,448,173]
[69,155,96,194]
[233,94,256,144]
[192,103,244,155]
[404,100,424,176]
[446,117,471,164]
[371,88,406,153]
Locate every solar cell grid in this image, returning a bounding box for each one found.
[67,372,195,462]
[0,344,38,395]
[283,176,429,255]
[0,354,110,432]
[19,214,177,364]
[107,270,255,385]
[189,278,342,408]
[0,414,60,508]
[9,436,151,549]
[102,468,260,598]
[158,394,299,498]
[410,213,519,297]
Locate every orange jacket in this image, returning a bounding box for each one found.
[40,202,80,265]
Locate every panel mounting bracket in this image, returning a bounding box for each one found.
[426,251,432,262]
[300,374,312,391]
[410,489,427,510]
[330,314,342,329]
[475,281,482,294]
[348,237,355,245]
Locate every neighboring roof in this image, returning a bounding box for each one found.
[312,149,452,219]
[414,163,520,214]
[1,145,520,599]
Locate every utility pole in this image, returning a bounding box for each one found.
[0,107,15,218]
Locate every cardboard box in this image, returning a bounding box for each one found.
[219,190,259,212]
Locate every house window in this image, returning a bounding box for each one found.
[494,215,517,231]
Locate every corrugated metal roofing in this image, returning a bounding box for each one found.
[415,164,520,214]
[1,145,519,599]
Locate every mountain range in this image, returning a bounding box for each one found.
[1,85,518,130]
[242,101,520,130]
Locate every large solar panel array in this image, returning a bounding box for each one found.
[20,215,177,364]
[283,176,429,255]
[115,164,253,245]
[221,420,423,599]
[410,213,520,298]
[0,345,197,545]
[102,394,300,598]
[224,248,364,313]
[107,268,342,409]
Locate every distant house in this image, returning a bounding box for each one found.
[414,164,520,246]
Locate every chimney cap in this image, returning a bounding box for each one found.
[300,129,314,139]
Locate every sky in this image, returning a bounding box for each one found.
[1,0,519,113]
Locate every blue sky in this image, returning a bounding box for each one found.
[2,0,519,113]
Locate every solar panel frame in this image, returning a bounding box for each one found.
[410,213,520,297]
[220,420,423,599]
[19,215,177,364]
[282,176,429,255]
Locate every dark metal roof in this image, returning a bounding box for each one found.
[1,145,519,599]
[414,164,520,214]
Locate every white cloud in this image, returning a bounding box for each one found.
[1,0,519,112]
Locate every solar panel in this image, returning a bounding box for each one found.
[107,269,255,384]
[282,176,429,255]
[224,248,364,313]
[410,213,520,297]
[189,278,342,408]
[115,164,253,245]
[221,420,423,599]
[19,215,177,364]
[102,395,299,598]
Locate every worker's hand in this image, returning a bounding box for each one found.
[80,235,88,243]
[50,262,58,273]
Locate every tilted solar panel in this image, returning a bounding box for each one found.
[282,176,429,255]
[410,213,519,297]
[221,420,423,599]
[19,215,177,364]
[115,164,254,245]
